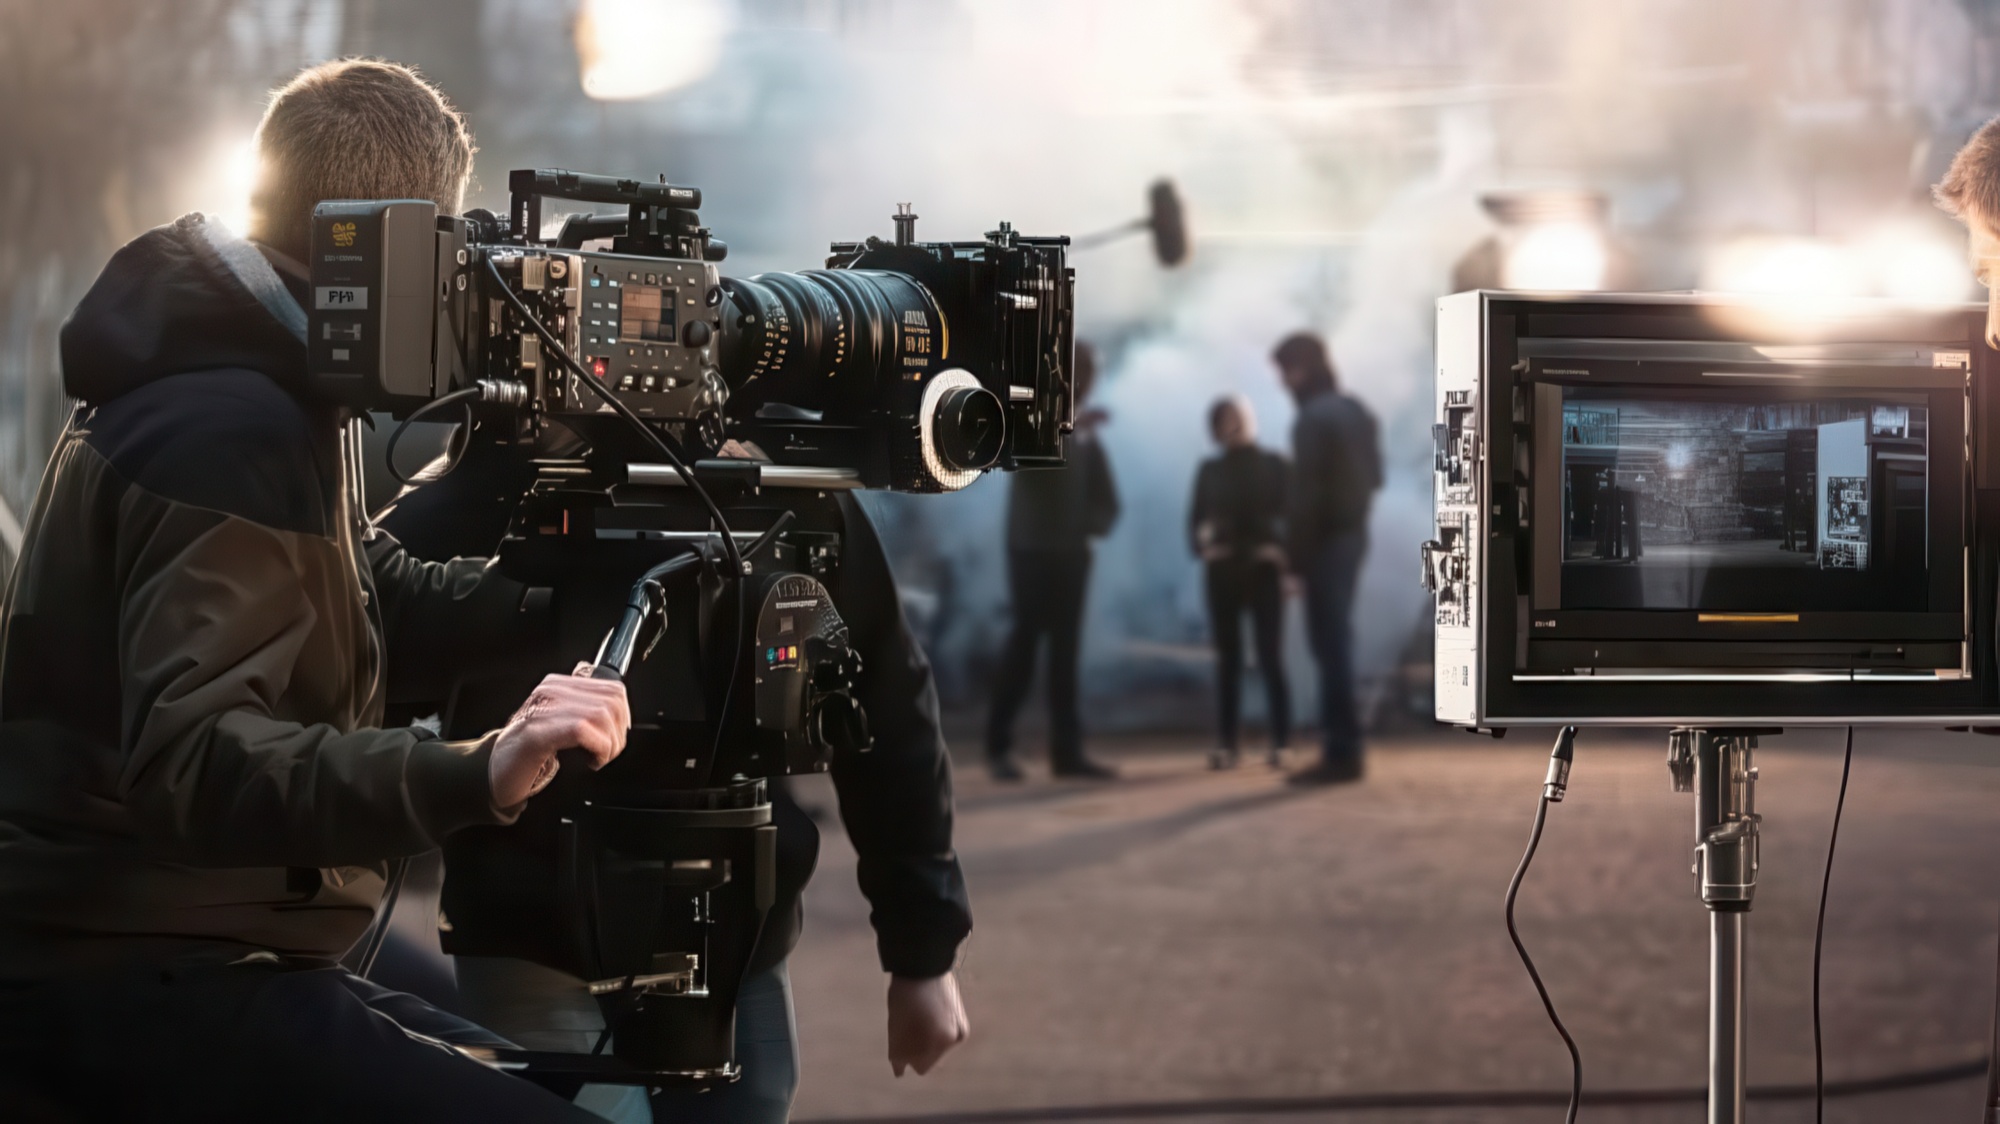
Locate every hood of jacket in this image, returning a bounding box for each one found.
[60,213,309,407]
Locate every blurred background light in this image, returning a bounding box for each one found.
[574,0,733,101]
[1701,236,1867,299]
[1861,221,1975,303]
[1500,222,1609,291]
[1463,189,1619,293]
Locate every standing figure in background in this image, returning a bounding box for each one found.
[1273,332,1381,786]
[1189,395,1292,770]
[986,343,1121,781]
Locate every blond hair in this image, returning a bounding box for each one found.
[1936,116,2000,228]
[248,59,475,259]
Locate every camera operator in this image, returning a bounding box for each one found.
[1938,116,2000,346]
[381,433,973,1123]
[0,60,631,1123]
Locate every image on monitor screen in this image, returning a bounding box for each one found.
[1557,393,1929,611]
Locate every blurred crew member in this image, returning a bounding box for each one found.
[0,60,633,1122]
[1189,395,1293,769]
[986,343,1121,781]
[1937,115,2000,348]
[1273,332,1381,786]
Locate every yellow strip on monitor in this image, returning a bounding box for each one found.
[1696,613,1800,623]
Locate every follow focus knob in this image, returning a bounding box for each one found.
[932,384,1005,472]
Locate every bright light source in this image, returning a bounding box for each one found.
[575,0,732,101]
[1701,237,1865,299]
[1501,222,1608,291]
[203,137,260,236]
[1664,441,1692,473]
[1858,224,1974,304]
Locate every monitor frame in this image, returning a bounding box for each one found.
[1435,290,2000,727]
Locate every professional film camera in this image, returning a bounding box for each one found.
[307,170,1075,1090]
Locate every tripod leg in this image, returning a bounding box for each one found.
[1711,910,1747,1124]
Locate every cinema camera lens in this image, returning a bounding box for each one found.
[715,268,1009,482]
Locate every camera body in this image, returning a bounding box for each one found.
[307,169,1073,492]
[1427,290,2000,728]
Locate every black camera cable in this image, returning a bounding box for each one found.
[382,385,480,488]
[1505,725,1582,1124]
[1813,726,1855,1123]
[481,257,748,777]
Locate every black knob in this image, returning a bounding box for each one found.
[682,319,714,348]
[932,385,1005,471]
[812,693,872,754]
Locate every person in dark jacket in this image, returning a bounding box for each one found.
[1273,332,1381,786]
[1189,396,1293,770]
[381,436,973,1124]
[0,61,632,1122]
[986,343,1120,781]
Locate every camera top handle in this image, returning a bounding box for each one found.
[507,169,726,261]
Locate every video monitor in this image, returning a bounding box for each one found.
[1431,290,2000,726]
[1556,392,1931,613]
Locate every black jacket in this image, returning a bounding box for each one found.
[1189,445,1290,560]
[1005,430,1119,553]
[1288,387,1382,565]
[381,444,972,979]
[0,215,532,982]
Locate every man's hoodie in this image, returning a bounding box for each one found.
[0,214,534,981]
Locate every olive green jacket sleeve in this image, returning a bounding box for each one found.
[116,498,514,870]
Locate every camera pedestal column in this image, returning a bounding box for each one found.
[1668,728,1766,1124]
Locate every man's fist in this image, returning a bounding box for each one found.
[887,972,969,1077]
[489,669,630,807]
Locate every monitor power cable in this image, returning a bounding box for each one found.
[1813,726,1855,1124]
[1505,725,1582,1124]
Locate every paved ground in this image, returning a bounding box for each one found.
[780,726,2000,1123]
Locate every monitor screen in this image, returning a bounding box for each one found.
[1557,392,1931,612]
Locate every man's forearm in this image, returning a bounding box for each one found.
[123,715,514,868]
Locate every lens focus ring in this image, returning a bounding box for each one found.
[914,369,1002,491]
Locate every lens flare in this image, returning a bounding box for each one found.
[192,137,262,236]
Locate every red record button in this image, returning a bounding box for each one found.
[591,356,609,379]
